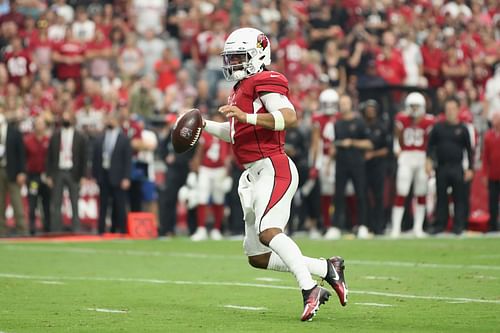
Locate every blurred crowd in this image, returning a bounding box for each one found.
[0,0,499,239]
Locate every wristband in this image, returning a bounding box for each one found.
[246,114,258,125]
[271,111,285,131]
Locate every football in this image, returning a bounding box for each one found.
[172,108,203,153]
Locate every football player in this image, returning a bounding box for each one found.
[310,88,339,239]
[201,28,348,321]
[392,92,435,238]
[191,112,232,241]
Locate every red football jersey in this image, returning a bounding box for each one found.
[200,131,230,168]
[228,71,289,165]
[4,50,34,86]
[312,113,336,155]
[395,113,435,151]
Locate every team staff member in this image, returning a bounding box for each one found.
[0,106,26,236]
[331,94,373,238]
[483,112,500,232]
[24,116,51,235]
[92,112,132,234]
[47,111,87,233]
[361,100,389,235]
[158,114,196,238]
[426,97,473,235]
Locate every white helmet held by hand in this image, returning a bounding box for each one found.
[319,89,339,115]
[221,27,271,81]
[405,92,426,117]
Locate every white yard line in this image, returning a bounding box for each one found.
[349,259,500,272]
[1,272,499,305]
[255,277,282,282]
[37,280,65,285]
[86,308,128,314]
[4,245,500,272]
[363,276,400,281]
[223,305,267,311]
[355,302,394,307]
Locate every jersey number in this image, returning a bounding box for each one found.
[7,57,28,76]
[207,140,221,162]
[403,128,424,147]
[322,122,335,142]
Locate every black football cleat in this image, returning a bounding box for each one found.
[323,256,348,306]
[300,285,331,321]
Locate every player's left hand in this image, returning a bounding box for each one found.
[219,105,247,123]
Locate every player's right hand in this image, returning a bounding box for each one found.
[218,105,246,123]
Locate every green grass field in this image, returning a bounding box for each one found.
[1,236,500,332]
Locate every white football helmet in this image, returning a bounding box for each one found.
[319,89,339,115]
[405,92,426,117]
[221,27,271,81]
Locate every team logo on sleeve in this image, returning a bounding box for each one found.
[256,34,269,50]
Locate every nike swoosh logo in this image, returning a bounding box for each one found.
[270,74,280,78]
[257,168,264,175]
[332,267,339,280]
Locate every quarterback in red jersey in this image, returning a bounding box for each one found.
[201,28,347,321]
[392,92,435,238]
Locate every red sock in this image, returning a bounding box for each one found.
[212,204,224,230]
[197,205,207,227]
[321,195,332,228]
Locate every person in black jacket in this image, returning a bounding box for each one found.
[361,100,390,235]
[158,115,196,237]
[93,112,132,234]
[331,94,373,238]
[0,108,26,236]
[426,97,473,235]
[46,111,88,232]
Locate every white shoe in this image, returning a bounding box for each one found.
[209,228,223,241]
[413,229,428,238]
[191,227,208,241]
[309,228,322,240]
[390,227,401,239]
[357,225,371,239]
[324,227,341,240]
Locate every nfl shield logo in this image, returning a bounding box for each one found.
[180,127,193,139]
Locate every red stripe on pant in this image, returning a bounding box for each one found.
[261,155,292,221]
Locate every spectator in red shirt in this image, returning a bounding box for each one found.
[155,47,180,91]
[0,1,24,28]
[19,16,39,49]
[483,112,500,232]
[24,115,51,235]
[52,28,85,84]
[85,28,112,80]
[375,30,406,85]
[441,45,469,90]
[30,28,53,70]
[4,36,36,86]
[117,33,143,79]
[276,24,308,78]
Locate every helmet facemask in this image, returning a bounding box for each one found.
[321,101,339,115]
[222,49,261,81]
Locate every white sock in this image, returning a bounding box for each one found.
[391,206,404,235]
[267,251,328,278]
[268,233,317,290]
[413,205,426,233]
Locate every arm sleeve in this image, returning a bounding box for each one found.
[259,93,295,113]
[204,120,231,143]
